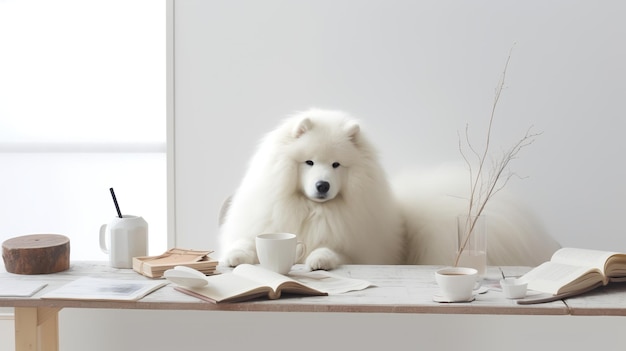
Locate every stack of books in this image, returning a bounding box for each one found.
[132,248,219,278]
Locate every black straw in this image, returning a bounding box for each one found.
[109,188,123,218]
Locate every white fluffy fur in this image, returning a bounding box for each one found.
[219,109,405,270]
[220,109,561,270]
[393,164,561,266]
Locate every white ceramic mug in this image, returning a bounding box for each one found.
[99,215,148,268]
[435,267,478,302]
[256,233,306,274]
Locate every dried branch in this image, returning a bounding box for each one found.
[454,49,540,267]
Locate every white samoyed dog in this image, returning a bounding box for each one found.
[219,109,405,270]
[220,108,561,270]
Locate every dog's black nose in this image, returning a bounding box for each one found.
[316,181,330,194]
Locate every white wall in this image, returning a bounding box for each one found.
[171,0,626,255]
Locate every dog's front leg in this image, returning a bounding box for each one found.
[222,239,258,267]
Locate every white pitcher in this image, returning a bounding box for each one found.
[99,215,148,268]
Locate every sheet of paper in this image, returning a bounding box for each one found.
[41,277,166,301]
[0,281,48,297]
[288,268,374,294]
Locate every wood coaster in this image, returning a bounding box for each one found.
[2,234,70,274]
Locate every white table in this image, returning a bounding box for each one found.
[1,262,624,351]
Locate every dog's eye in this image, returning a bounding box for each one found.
[332,162,341,168]
[305,160,314,166]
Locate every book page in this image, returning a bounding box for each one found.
[232,264,295,292]
[520,261,605,295]
[234,264,373,295]
[604,254,626,278]
[184,273,274,302]
[550,248,617,272]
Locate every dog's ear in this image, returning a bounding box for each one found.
[293,117,312,138]
[344,120,360,142]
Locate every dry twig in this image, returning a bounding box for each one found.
[454,50,541,267]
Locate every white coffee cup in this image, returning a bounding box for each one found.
[256,233,306,274]
[435,267,478,302]
[99,215,148,268]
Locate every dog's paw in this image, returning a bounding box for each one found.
[305,248,341,270]
[222,248,257,267]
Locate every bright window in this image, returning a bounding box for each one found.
[0,0,167,261]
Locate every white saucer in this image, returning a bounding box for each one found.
[432,294,476,303]
[432,284,489,302]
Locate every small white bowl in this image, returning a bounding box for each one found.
[500,277,527,299]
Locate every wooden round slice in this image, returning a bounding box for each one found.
[2,234,70,274]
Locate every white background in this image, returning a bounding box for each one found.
[172,0,626,255]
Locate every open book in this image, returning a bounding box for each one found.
[173,264,373,303]
[517,247,626,304]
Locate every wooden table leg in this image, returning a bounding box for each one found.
[37,308,60,351]
[14,307,61,351]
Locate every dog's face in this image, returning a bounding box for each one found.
[299,158,343,202]
[288,113,361,203]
